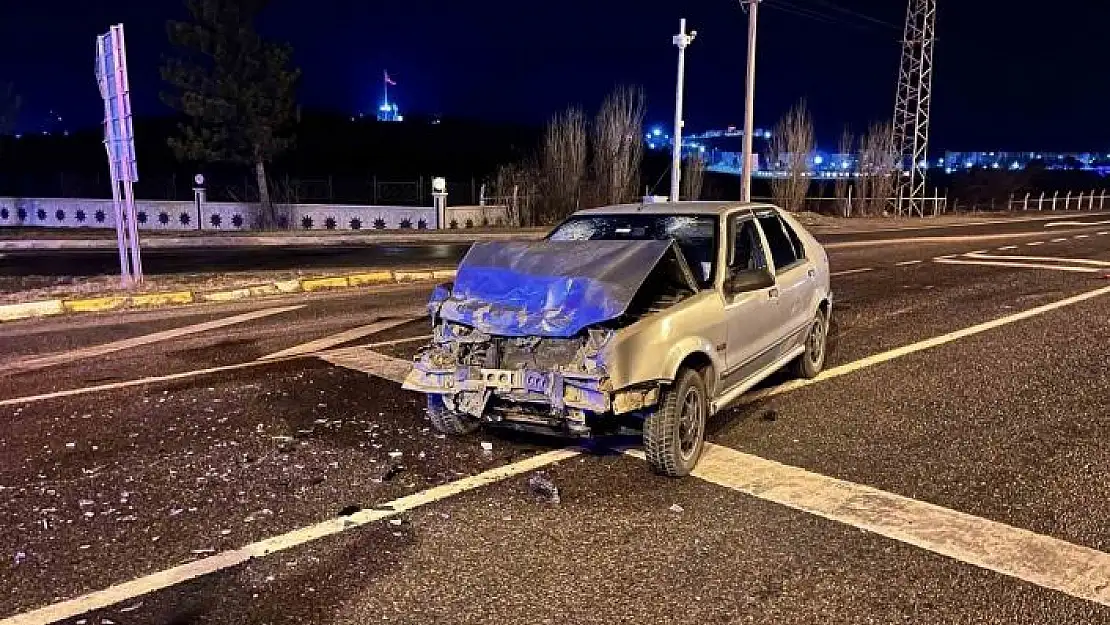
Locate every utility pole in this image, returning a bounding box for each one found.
[740,0,760,203]
[892,0,937,217]
[671,18,696,203]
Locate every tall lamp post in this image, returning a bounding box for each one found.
[740,0,761,203]
[670,18,696,203]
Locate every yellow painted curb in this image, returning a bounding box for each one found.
[63,296,128,313]
[274,279,302,294]
[201,288,254,303]
[348,271,394,287]
[129,291,195,308]
[301,276,351,292]
[0,299,65,322]
[393,270,435,283]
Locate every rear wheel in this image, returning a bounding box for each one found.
[426,395,480,435]
[791,308,828,379]
[643,368,707,477]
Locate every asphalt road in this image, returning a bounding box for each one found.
[2,216,1110,624]
[3,211,1108,278]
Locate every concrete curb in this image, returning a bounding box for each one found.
[0,268,456,324]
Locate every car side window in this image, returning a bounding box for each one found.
[780,217,807,261]
[757,215,800,272]
[730,217,767,272]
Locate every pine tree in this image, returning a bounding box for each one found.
[161,0,300,229]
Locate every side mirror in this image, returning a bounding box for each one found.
[725,267,775,294]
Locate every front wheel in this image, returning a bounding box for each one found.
[791,309,829,380]
[643,368,708,478]
[426,395,480,435]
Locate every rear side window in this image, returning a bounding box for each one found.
[757,215,802,272]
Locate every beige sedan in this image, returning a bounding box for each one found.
[404,201,832,477]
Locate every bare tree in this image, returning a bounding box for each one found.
[768,99,815,212]
[682,154,706,201]
[856,121,899,216]
[491,160,540,227]
[591,85,645,206]
[834,127,854,216]
[540,107,587,223]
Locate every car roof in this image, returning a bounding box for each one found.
[571,201,778,217]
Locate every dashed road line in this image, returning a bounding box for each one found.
[964,253,1110,268]
[366,334,433,349]
[1075,234,1090,239]
[1051,238,1068,243]
[2,305,304,375]
[1045,219,1110,227]
[895,260,923,266]
[318,346,413,384]
[0,449,581,625]
[935,258,1101,273]
[260,315,420,360]
[830,267,875,277]
[684,444,1110,608]
[1027,241,1045,246]
[997,245,1018,251]
[1099,231,1108,236]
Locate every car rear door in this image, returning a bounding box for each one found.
[720,213,782,389]
[755,210,815,352]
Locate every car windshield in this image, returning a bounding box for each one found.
[547,214,719,288]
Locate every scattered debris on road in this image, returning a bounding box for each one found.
[669,503,685,513]
[528,472,561,504]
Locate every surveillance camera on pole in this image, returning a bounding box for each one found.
[670,19,696,203]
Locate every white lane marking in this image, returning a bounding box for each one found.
[318,346,413,384]
[366,334,433,349]
[935,258,1100,273]
[1051,238,1068,243]
[260,315,419,360]
[933,254,958,260]
[997,245,1018,250]
[967,250,988,254]
[830,267,875,277]
[829,212,1110,235]
[964,253,1110,267]
[1075,234,1090,239]
[0,357,306,408]
[1026,241,1045,246]
[0,449,581,625]
[3,306,304,375]
[683,444,1110,608]
[895,260,923,266]
[1099,231,1109,236]
[1045,219,1110,227]
[737,283,1110,405]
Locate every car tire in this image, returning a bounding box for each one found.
[643,368,708,478]
[791,308,829,380]
[426,395,480,435]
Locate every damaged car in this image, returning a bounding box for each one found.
[403,202,832,476]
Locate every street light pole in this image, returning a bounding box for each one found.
[671,18,696,203]
[740,0,760,203]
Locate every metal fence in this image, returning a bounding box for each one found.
[1008,189,1108,212]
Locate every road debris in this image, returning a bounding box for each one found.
[527,472,561,505]
[669,503,685,513]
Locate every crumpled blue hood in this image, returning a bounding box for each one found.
[433,240,675,338]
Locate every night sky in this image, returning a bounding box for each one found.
[1,0,1107,150]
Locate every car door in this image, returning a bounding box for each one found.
[720,213,782,390]
[755,210,815,354]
